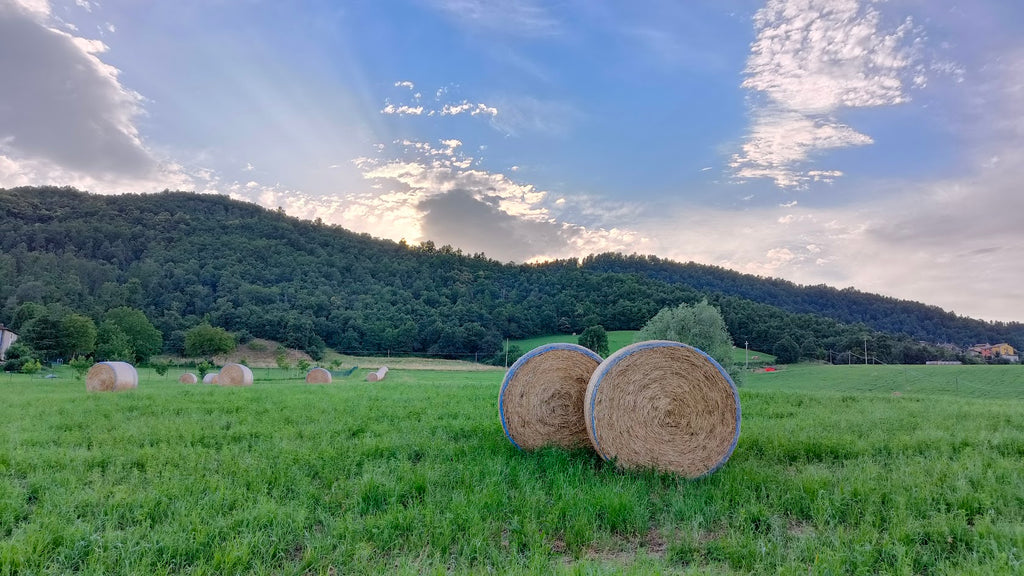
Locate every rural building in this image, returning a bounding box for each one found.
[967,343,1018,362]
[0,325,18,361]
[989,343,1016,357]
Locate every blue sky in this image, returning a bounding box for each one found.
[2,0,1023,323]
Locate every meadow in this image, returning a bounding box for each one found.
[511,331,642,357]
[1,363,1022,574]
[510,332,776,368]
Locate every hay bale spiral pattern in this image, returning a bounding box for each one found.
[584,341,740,478]
[499,343,603,451]
[85,361,138,392]
[218,363,253,387]
[179,372,198,384]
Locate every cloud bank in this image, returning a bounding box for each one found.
[731,0,923,187]
[0,0,190,191]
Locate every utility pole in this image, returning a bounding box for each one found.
[745,341,749,370]
[504,338,509,369]
[864,335,868,365]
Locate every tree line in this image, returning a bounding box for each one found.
[1,186,1014,368]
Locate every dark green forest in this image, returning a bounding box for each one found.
[1,187,1020,365]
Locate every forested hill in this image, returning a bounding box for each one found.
[577,253,1022,347]
[1,187,1020,363]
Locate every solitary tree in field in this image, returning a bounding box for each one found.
[184,322,236,358]
[637,300,737,378]
[773,337,801,364]
[578,325,610,356]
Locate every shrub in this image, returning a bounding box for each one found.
[69,356,92,379]
[578,325,610,357]
[20,359,42,374]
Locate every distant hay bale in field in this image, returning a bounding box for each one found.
[499,343,603,451]
[179,372,198,384]
[85,361,138,392]
[202,373,219,384]
[584,341,740,478]
[306,367,332,384]
[366,366,389,382]
[219,363,253,387]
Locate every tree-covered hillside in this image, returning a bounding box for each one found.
[578,253,1024,347]
[1,187,1019,364]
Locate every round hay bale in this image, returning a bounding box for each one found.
[219,363,253,387]
[202,373,219,385]
[366,366,388,382]
[179,372,198,384]
[499,343,603,451]
[584,340,740,478]
[306,367,332,384]
[85,361,138,392]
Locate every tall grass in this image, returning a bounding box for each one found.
[1,365,1021,574]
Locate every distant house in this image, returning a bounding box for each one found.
[968,343,1018,362]
[0,325,18,361]
[990,343,1016,357]
[967,344,991,358]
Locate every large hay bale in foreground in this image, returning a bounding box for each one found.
[584,340,740,478]
[202,373,219,384]
[179,372,198,384]
[219,363,253,387]
[85,361,138,392]
[306,367,332,384]
[499,343,603,451]
[366,366,388,382]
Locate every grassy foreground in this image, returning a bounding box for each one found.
[1,364,1022,574]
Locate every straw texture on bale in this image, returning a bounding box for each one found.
[499,343,603,451]
[219,363,253,387]
[202,373,219,384]
[85,361,138,392]
[366,366,388,382]
[179,372,198,384]
[305,367,332,384]
[584,340,740,478]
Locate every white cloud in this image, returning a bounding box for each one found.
[381,103,425,116]
[74,0,91,12]
[0,1,158,182]
[342,139,646,261]
[440,101,498,117]
[383,83,498,123]
[13,0,49,17]
[732,0,925,187]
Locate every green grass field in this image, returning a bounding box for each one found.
[1,364,1022,574]
[511,331,640,356]
[511,331,776,367]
